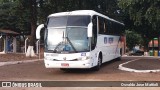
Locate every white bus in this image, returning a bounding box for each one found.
[36,10,124,71]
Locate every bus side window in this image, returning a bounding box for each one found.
[91,16,97,50]
[112,22,116,35]
[107,21,111,35]
[98,17,104,34]
[115,23,120,35]
[104,19,108,34]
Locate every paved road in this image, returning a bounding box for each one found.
[0,57,160,81]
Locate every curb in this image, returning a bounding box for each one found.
[118,58,160,73]
[0,59,43,67]
[122,56,160,58]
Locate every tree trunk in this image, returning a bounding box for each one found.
[26,0,37,57]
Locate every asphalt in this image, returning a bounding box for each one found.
[1,54,160,73]
[119,56,160,73]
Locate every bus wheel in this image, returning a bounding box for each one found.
[117,57,121,61]
[93,57,102,71]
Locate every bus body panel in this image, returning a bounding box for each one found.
[44,52,90,61]
[44,59,93,68]
[44,52,94,68]
[96,35,121,63]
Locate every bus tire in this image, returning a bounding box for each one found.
[117,57,121,61]
[93,57,102,71]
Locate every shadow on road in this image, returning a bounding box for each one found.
[59,58,123,74]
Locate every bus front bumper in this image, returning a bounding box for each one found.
[44,59,93,69]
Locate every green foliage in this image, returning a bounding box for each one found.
[118,0,160,30]
[0,0,30,34]
[0,0,123,35]
[37,0,122,23]
[0,1,16,29]
[118,0,160,50]
[125,30,143,50]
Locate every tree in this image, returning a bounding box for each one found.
[13,0,31,35]
[37,0,122,21]
[1,0,123,56]
[125,30,143,50]
[118,0,160,39]
[118,0,160,50]
[0,0,31,34]
[0,0,37,57]
[24,0,37,57]
[0,0,17,31]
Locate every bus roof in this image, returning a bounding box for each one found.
[48,10,124,25]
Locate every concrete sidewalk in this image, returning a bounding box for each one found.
[0,59,43,67]
[122,55,160,59]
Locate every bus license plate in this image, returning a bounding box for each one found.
[61,63,69,67]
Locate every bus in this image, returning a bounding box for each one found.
[36,10,124,71]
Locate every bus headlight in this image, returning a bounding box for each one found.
[78,56,90,61]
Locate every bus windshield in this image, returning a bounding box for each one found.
[45,15,90,53]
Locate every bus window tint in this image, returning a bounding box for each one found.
[98,17,104,34]
[91,15,97,50]
[104,20,107,33]
[67,16,90,26]
[48,16,67,27]
[47,16,90,27]
[97,16,124,36]
[107,21,112,35]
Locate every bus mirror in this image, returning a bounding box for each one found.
[36,24,44,39]
[87,22,93,37]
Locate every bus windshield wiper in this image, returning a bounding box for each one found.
[66,36,77,53]
[66,32,77,53]
[53,42,64,53]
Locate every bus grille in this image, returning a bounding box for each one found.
[53,59,78,61]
